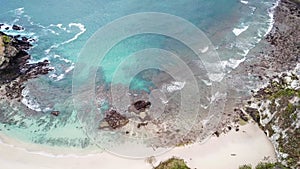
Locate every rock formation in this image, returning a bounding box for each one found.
[128,100,151,113]
[102,110,129,129]
[51,111,60,116]
[0,31,52,100]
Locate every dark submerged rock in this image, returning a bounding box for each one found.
[133,100,151,111]
[137,122,148,129]
[21,37,28,42]
[103,110,129,129]
[213,131,220,137]
[51,111,60,116]
[12,25,23,30]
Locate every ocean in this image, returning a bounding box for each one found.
[0,0,277,156]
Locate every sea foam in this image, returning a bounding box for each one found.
[240,0,249,4]
[21,88,42,112]
[265,0,280,36]
[232,25,249,36]
[163,81,186,93]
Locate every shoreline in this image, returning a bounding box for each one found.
[0,131,102,157]
[0,123,276,169]
[231,0,300,167]
[0,0,297,168]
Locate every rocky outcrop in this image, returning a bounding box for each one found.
[246,1,300,168]
[0,36,5,66]
[12,25,23,31]
[137,122,148,128]
[245,107,260,124]
[128,100,151,113]
[234,108,248,122]
[101,110,129,129]
[228,1,299,167]
[246,72,300,169]
[133,100,151,111]
[0,31,52,100]
[154,157,190,169]
[260,0,299,72]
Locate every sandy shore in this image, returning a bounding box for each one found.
[0,123,276,169]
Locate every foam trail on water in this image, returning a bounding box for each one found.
[240,0,249,4]
[61,23,86,45]
[221,57,246,70]
[43,23,86,78]
[162,81,186,93]
[265,0,280,36]
[199,46,209,53]
[14,7,25,15]
[225,0,278,74]
[65,64,75,73]
[44,22,86,55]
[21,88,42,112]
[202,79,212,86]
[232,24,249,36]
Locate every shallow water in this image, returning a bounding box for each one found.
[0,0,276,153]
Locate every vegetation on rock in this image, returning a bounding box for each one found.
[239,164,252,169]
[0,31,52,101]
[154,157,190,169]
[2,35,11,44]
[239,162,291,169]
[245,72,299,169]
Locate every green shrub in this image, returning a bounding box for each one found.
[273,162,290,169]
[270,88,298,100]
[239,164,252,169]
[2,35,11,44]
[239,162,290,169]
[286,103,296,114]
[154,157,190,169]
[255,162,275,169]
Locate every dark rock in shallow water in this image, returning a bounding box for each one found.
[12,25,23,30]
[103,110,129,129]
[51,111,60,116]
[21,37,28,42]
[213,131,220,137]
[5,27,9,30]
[14,35,21,39]
[133,100,151,111]
[12,39,32,51]
[137,122,148,128]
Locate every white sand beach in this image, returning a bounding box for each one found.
[0,123,276,169]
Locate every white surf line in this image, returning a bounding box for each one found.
[232,25,249,36]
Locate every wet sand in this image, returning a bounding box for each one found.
[0,123,276,169]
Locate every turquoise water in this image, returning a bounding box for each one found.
[0,0,276,149]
